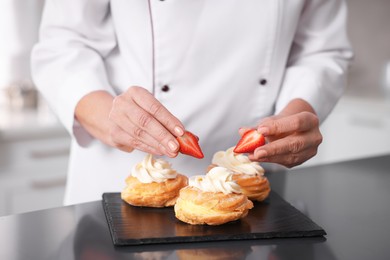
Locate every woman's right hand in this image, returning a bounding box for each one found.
[109,86,185,157]
[75,86,185,157]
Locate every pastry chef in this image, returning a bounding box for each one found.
[31,0,353,205]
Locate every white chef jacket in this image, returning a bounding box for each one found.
[31,0,352,205]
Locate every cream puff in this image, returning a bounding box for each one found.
[174,167,253,225]
[210,147,271,202]
[121,154,188,208]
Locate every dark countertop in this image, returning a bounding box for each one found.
[1,155,390,260]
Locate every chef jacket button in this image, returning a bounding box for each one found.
[161,85,170,92]
[259,79,268,86]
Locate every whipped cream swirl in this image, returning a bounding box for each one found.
[212,147,264,176]
[131,154,178,183]
[189,166,241,194]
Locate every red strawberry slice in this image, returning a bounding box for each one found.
[233,129,265,153]
[177,131,204,159]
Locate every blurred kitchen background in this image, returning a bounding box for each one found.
[0,0,389,217]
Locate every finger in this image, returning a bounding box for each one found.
[126,100,180,154]
[110,108,177,156]
[128,86,185,137]
[126,125,175,156]
[258,115,280,124]
[251,131,319,159]
[249,147,318,168]
[257,112,319,136]
[128,128,178,157]
[112,94,180,154]
[110,126,163,155]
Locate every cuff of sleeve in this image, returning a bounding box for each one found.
[275,65,345,123]
[56,71,116,147]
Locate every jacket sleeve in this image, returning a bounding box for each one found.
[31,0,116,146]
[275,0,353,123]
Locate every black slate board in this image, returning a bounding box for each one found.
[102,191,326,246]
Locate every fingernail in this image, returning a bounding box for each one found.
[168,140,178,152]
[174,126,184,136]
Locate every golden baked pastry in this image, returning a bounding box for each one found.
[121,154,188,207]
[174,167,253,225]
[175,186,253,225]
[232,173,270,202]
[122,174,188,207]
[210,147,270,201]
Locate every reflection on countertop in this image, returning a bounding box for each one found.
[3,154,390,260]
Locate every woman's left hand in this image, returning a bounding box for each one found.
[242,99,323,168]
